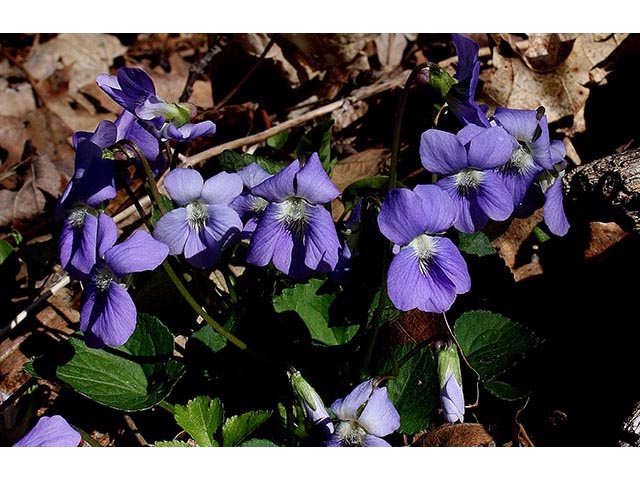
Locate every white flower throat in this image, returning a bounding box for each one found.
[186,201,209,231]
[92,266,114,292]
[500,142,534,175]
[69,206,88,229]
[455,169,483,195]
[279,197,309,240]
[409,234,436,275]
[334,421,367,447]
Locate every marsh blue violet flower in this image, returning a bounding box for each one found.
[492,107,555,205]
[81,214,168,347]
[229,162,272,236]
[246,153,341,278]
[289,369,334,438]
[518,140,570,236]
[13,415,80,447]
[57,130,117,280]
[96,67,215,142]
[326,379,400,447]
[152,168,243,268]
[73,111,166,177]
[378,185,470,313]
[420,124,514,234]
[446,33,491,128]
[435,341,465,423]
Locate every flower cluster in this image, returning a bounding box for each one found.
[378,33,570,315]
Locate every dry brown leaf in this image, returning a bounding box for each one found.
[0,116,29,170]
[480,33,628,134]
[584,221,628,259]
[24,33,127,95]
[236,34,301,87]
[144,53,213,110]
[374,33,416,71]
[279,34,378,71]
[0,80,37,118]
[3,156,65,227]
[331,148,388,192]
[24,108,75,178]
[389,310,447,346]
[0,190,17,226]
[412,423,495,447]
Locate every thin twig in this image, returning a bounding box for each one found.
[179,34,231,103]
[0,274,70,340]
[123,414,149,447]
[213,35,277,112]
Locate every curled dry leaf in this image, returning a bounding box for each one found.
[412,423,495,447]
[480,33,628,135]
[0,155,64,227]
[0,116,29,171]
[236,34,301,87]
[24,33,127,95]
[389,310,448,346]
[374,33,416,71]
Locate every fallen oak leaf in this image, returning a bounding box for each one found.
[479,33,628,134]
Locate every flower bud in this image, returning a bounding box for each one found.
[435,340,465,423]
[288,369,334,437]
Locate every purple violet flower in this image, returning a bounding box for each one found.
[96,67,215,142]
[326,379,400,447]
[229,163,272,236]
[246,153,341,279]
[519,140,570,236]
[57,129,117,280]
[73,111,166,177]
[491,107,555,205]
[152,168,243,268]
[446,34,491,128]
[13,415,81,447]
[441,373,465,423]
[81,214,168,347]
[435,341,465,423]
[420,124,515,234]
[289,370,335,439]
[378,185,471,313]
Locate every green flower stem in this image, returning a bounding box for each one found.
[157,399,176,415]
[118,139,169,216]
[75,425,102,447]
[161,257,283,372]
[121,178,282,374]
[361,63,428,378]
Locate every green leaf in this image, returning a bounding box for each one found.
[219,150,287,175]
[174,396,224,447]
[0,239,14,266]
[26,313,185,412]
[484,380,530,401]
[240,438,279,447]
[266,130,290,150]
[454,310,542,381]
[222,410,272,447]
[190,324,227,354]
[154,440,193,447]
[273,279,359,346]
[295,120,334,173]
[386,344,439,435]
[341,176,390,213]
[457,231,496,257]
